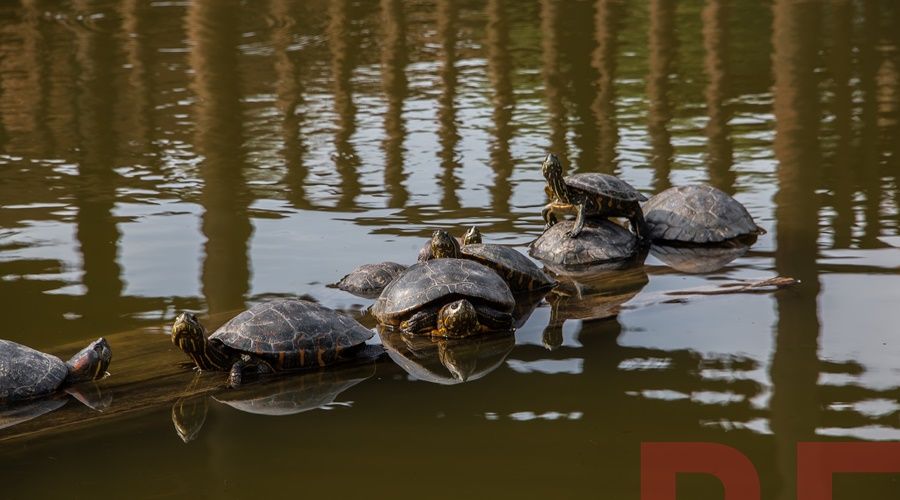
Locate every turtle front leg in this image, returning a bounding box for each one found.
[541,203,558,230]
[227,355,257,388]
[400,309,439,335]
[566,202,587,238]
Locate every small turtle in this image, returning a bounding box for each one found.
[171,299,374,387]
[540,153,648,238]
[529,219,640,270]
[370,258,515,338]
[330,261,407,299]
[0,337,111,403]
[417,227,480,262]
[642,184,766,244]
[427,229,555,293]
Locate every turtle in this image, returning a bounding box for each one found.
[330,261,407,299]
[379,330,514,385]
[171,299,374,387]
[0,337,111,403]
[416,226,481,262]
[642,184,766,244]
[529,219,641,271]
[427,229,556,293]
[540,153,649,239]
[370,258,516,338]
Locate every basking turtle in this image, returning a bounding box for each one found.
[370,258,515,338]
[331,261,407,299]
[428,229,555,293]
[0,337,111,403]
[540,153,648,238]
[417,226,481,262]
[642,184,766,244]
[171,299,374,387]
[529,219,641,271]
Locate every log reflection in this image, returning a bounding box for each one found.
[702,0,735,194]
[486,0,513,215]
[592,0,624,175]
[381,0,409,209]
[647,0,675,193]
[437,0,460,211]
[328,0,361,208]
[541,0,567,162]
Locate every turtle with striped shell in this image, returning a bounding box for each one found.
[540,153,649,239]
[171,299,374,387]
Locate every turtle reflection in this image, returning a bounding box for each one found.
[650,240,752,274]
[380,330,514,385]
[171,361,375,442]
[542,267,649,349]
[0,383,111,431]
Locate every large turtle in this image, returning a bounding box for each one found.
[370,258,515,338]
[529,219,642,271]
[0,338,111,403]
[171,299,374,387]
[642,184,766,244]
[330,261,407,299]
[427,228,556,293]
[540,153,648,238]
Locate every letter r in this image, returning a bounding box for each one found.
[641,442,761,500]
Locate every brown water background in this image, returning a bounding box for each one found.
[0,0,898,498]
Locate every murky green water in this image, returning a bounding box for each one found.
[0,0,898,497]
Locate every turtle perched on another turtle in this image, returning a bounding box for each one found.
[540,153,648,239]
[426,229,556,293]
[330,261,407,299]
[370,258,515,338]
[529,219,641,271]
[171,299,374,387]
[642,184,765,244]
[0,338,111,403]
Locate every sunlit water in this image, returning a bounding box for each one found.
[0,0,898,497]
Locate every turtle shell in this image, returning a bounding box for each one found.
[0,340,68,402]
[370,259,515,325]
[210,299,373,367]
[333,261,407,299]
[460,243,555,292]
[565,173,648,202]
[643,184,765,243]
[529,219,638,268]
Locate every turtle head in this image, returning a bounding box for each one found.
[541,153,568,202]
[430,229,461,259]
[462,226,482,246]
[437,299,479,338]
[172,313,230,370]
[65,337,112,383]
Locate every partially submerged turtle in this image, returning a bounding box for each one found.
[331,261,407,299]
[529,219,640,271]
[0,338,111,403]
[428,229,555,293]
[541,153,648,238]
[171,299,374,387]
[370,258,515,338]
[642,184,765,244]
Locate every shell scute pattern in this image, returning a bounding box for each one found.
[565,173,648,203]
[372,259,515,324]
[335,262,406,298]
[461,244,555,291]
[530,219,637,267]
[643,185,763,244]
[211,300,373,361]
[0,340,68,402]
